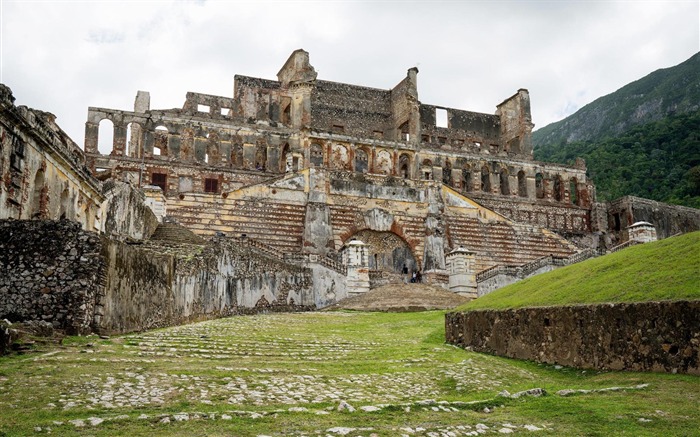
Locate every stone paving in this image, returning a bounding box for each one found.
[0,312,558,435]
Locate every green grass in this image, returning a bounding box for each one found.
[0,311,698,436]
[456,231,700,312]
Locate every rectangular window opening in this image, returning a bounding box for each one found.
[204,178,219,193]
[436,108,448,128]
[220,108,230,117]
[151,173,167,192]
[332,125,345,133]
[198,104,210,113]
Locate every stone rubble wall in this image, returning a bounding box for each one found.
[0,219,104,334]
[445,301,700,375]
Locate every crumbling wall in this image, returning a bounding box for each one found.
[101,180,159,240]
[445,301,700,375]
[0,220,103,334]
[606,196,700,242]
[98,237,315,334]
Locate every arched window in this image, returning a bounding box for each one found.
[500,168,510,195]
[422,159,433,180]
[570,178,579,205]
[355,148,368,173]
[535,173,544,199]
[443,160,452,187]
[255,144,267,171]
[59,188,70,219]
[518,170,527,197]
[462,169,472,192]
[399,153,410,179]
[98,119,114,155]
[281,143,291,172]
[154,126,168,156]
[30,169,45,219]
[553,175,563,201]
[310,143,324,167]
[481,165,491,193]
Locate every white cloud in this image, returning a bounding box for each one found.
[1,0,698,146]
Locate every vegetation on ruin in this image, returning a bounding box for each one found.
[534,110,700,208]
[456,231,700,312]
[1,309,699,436]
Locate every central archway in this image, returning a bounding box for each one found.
[345,230,417,274]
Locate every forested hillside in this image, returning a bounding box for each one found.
[534,110,700,208]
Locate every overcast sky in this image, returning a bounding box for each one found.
[1,0,698,152]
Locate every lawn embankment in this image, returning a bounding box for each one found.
[457,231,700,312]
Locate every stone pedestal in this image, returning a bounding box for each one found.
[446,246,477,299]
[627,221,657,243]
[342,239,370,296]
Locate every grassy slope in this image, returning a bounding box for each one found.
[457,231,700,312]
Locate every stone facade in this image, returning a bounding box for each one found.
[1,85,104,231]
[445,301,700,375]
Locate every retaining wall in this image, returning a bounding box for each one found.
[445,301,700,375]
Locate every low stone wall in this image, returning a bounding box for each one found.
[445,301,700,375]
[0,220,104,334]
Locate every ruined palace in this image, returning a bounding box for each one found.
[2,50,699,335]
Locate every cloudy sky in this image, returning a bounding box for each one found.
[1,0,698,152]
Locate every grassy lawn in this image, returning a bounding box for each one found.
[0,311,698,436]
[457,231,700,311]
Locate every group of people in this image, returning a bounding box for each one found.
[402,265,422,283]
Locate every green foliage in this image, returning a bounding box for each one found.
[456,231,700,311]
[534,110,700,207]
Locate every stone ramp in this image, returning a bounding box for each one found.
[326,283,469,312]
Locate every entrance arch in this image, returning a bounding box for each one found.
[345,230,417,274]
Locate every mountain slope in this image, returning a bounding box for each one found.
[533,52,700,147]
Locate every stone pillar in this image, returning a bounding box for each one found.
[446,246,477,299]
[342,239,370,296]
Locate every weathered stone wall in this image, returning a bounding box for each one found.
[1,85,103,230]
[98,237,315,334]
[101,180,159,240]
[446,301,700,375]
[0,220,103,334]
[606,196,700,243]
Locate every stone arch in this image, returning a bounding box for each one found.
[553,175,563,202]
[98,118,114,155]
[535,172,544,199]
[231,143,243,168]
[344,229,417,274]
[310,143,324,167]
[500,167,510,195]
[59,188,71,219]
[481,165,491,193]
[280,143,291,172]
[153,125,168,156]
[462,166,472,192]
[30,169,46,219]
[375,150,392,175]
[398,153,411,179]
[421,159,433,180]
[354,147,369,173]
[570,177,579,205]
[518,170,527,197]
[255,144,267,171]
[443,159,452,186]
[330,144,350,170]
